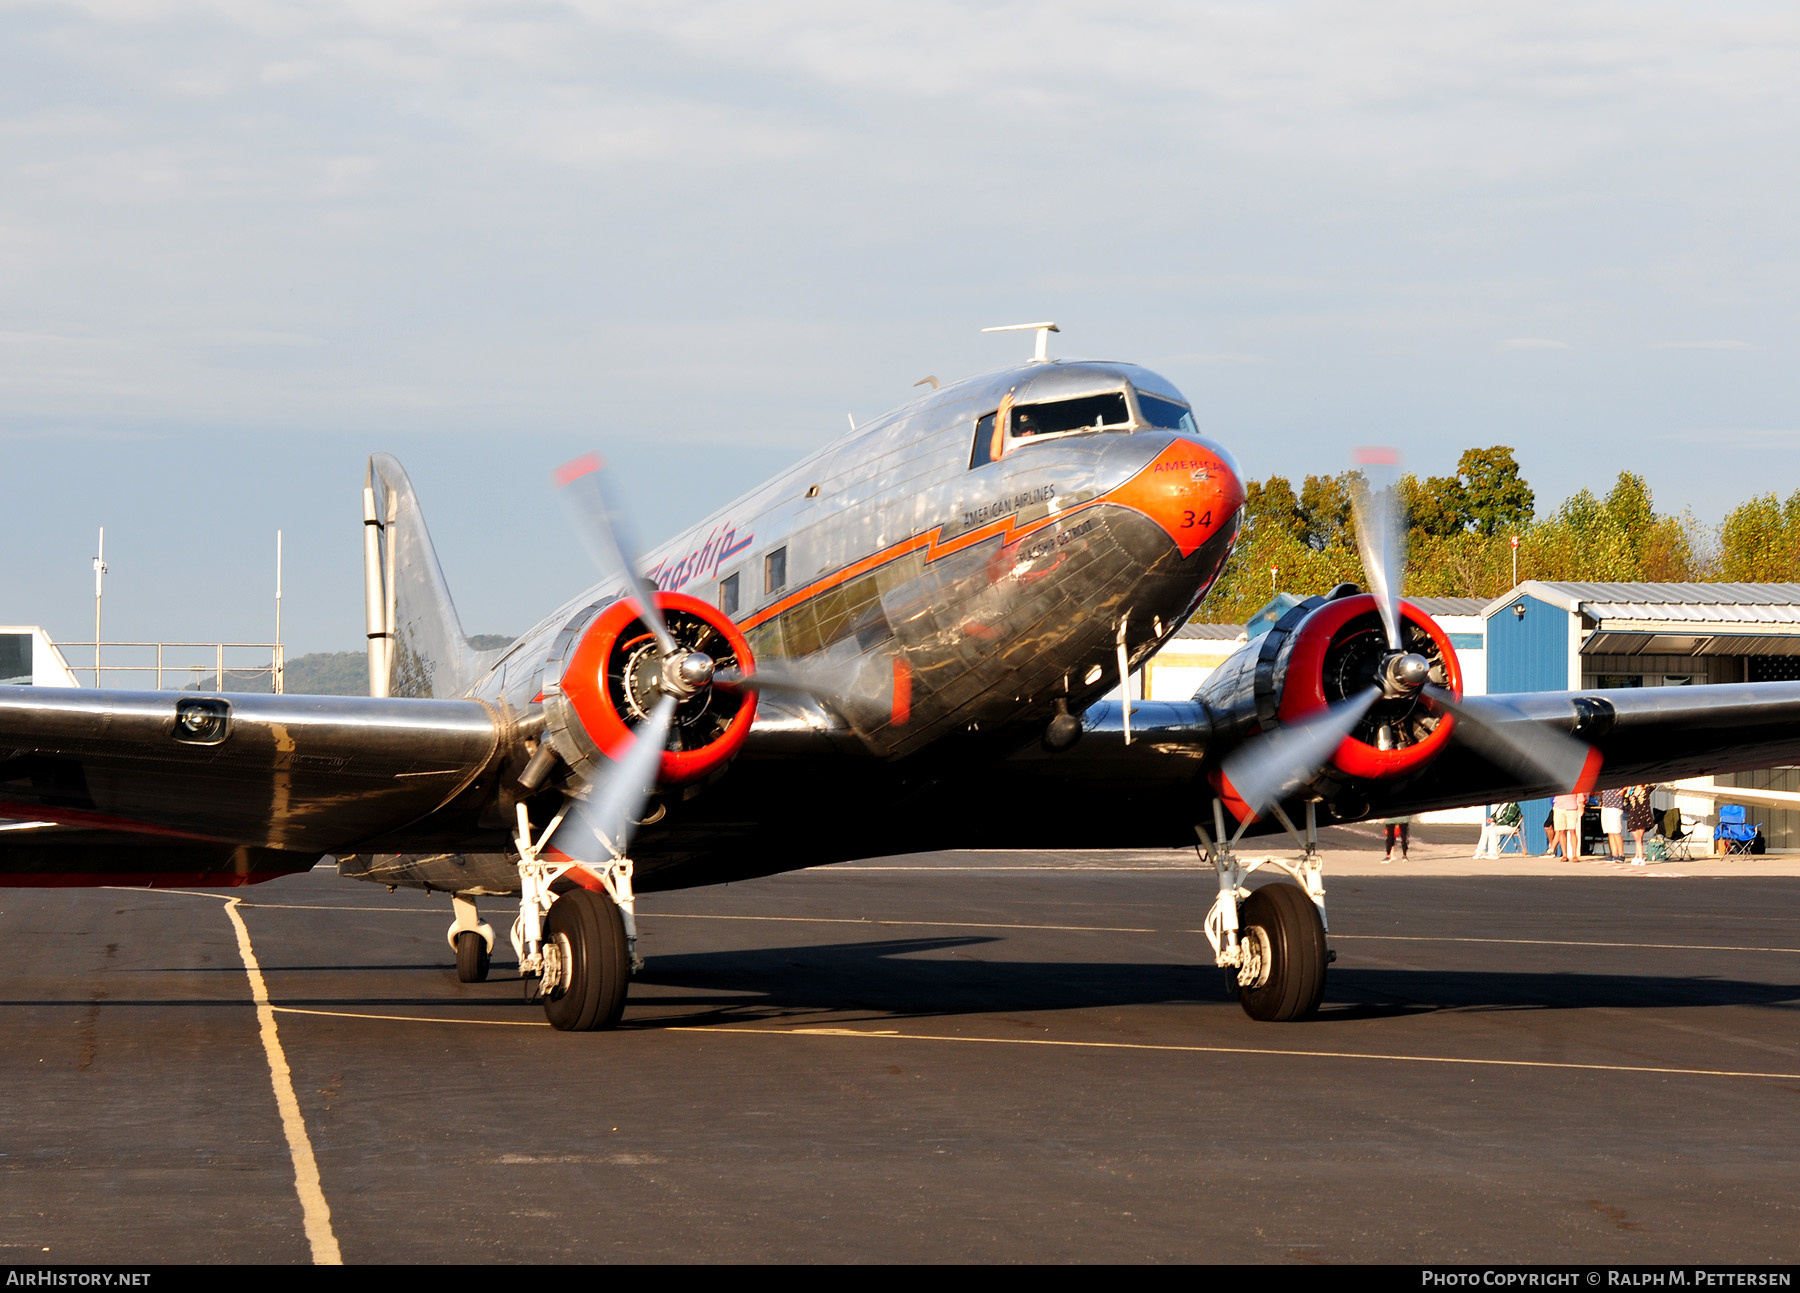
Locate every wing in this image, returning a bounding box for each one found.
[0,686,505,879]
[1371,680,1800,815]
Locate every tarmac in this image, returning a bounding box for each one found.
[2,826,1798,1264]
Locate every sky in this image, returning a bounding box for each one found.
[3,1,1798,655]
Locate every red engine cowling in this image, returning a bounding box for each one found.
[548,592,757,786]
[1208,592,1464,820]
[1279,592,1462,781]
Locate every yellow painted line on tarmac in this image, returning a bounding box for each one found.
[222,899,344,1266]
[273,1004,550,1027]
[261,1007,1800,1081]
[1336,934,1800,955]
[649,912,1159,934]
[671,1024,1800,1082]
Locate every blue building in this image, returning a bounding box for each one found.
[1483,582,1800,852]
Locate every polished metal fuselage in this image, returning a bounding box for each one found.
[345,358,1245,893]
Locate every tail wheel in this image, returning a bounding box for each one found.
[541,889,630,1032]
[454,930,490,983]
[1236,883,1328,1022]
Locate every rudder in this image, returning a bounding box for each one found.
[365,453,494,699]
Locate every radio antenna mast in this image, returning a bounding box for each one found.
[982,321,1060,363]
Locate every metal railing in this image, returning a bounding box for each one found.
[55,642,286,693]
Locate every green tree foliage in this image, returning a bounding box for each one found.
[1203,449,1706,624]
[1455,446,1534,536]
[1717,492,1800,581]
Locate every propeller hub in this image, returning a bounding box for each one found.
[661,648,715,699]
[1383,651,1431,697]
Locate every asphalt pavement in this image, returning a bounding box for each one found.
[2,837,1798,1264]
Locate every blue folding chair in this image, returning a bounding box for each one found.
[1715,804,1760,856]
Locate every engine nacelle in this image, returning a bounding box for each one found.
[1200,590,1462,814]
[541,591,757,788]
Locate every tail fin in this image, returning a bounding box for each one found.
[364,454,491,699]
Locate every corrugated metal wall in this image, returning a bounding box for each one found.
[1485,594,1573,854]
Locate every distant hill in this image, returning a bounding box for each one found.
[185,635,514,696]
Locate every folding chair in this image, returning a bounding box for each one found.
[1493,824,1523,855]
[1659,807,1700,861]
[1715,804,1760,856]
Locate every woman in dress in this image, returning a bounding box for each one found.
[1623,784,1657,865]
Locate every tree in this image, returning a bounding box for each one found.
[1454,447,1533,536]
[1243,475,1305,543]
[1718,492,1800,582]
[1298,473,1354,551]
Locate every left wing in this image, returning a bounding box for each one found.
[0,687,507,874]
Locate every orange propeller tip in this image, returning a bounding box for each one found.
[554,453,605,486]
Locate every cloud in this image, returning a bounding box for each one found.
[1650,339,1753,350]
[1499,337,1572,350]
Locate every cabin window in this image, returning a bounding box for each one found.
[969,412,1001,468]
[719,572,740,616]
[764,547,787,595]
[1136,393,1197,433]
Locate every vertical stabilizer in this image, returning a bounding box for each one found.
[364,454,486,699]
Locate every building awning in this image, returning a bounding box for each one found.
[1582,629,1800,657]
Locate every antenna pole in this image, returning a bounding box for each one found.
[92,527,106,688]
[274,529,284,694]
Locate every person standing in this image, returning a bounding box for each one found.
[1552,790,1586,861]
[1381,814,1411,861]
[1623,784,1656,865]
[1598,786,1625,859]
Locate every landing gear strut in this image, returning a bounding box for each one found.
[1197,798,1332,1021]
[510,804,635,1032]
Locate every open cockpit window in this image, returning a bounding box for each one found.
[1011,392,1130,439]
[1136,392,1197,433]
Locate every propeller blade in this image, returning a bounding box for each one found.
[556,695,678,865]
[554,452,677,655]
[1351,447,1407,652]
[1220,686,1381,817]
[1424,685,1600,795]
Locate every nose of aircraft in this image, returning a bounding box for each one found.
[1107,436,1246,558]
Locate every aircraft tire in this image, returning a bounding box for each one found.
[541,889,630,1032]
[1236,883,1328,1022]
[454,929,490,983]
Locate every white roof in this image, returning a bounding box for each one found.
[1485,582,1800,627]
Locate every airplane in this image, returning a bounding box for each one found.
[7,321,1800,1030]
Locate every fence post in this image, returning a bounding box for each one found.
[216,643,224,692]
[156,643,163,691]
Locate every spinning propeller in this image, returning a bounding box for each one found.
[1220,448,1598,819]
[547,454,722,868]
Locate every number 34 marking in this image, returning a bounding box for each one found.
[1181,510,1212,529]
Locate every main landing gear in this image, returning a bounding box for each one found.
[506,804,641,1031]
[1197,798,1333,1022]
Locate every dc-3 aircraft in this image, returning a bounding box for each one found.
[6,323,1800,1030]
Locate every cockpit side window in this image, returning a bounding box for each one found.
[1010,392,1130,440]
[1137,393,1197,433]
[969,411,1001,468]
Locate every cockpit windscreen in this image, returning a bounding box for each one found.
[1136,393,1196,433]
[1011,392,1130,439]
